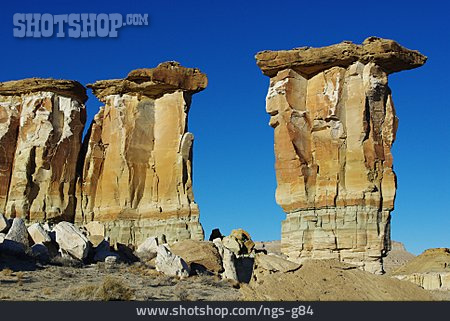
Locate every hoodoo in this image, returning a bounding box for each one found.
[255,37,426,273]
[76,62,207,246]
[0,78,87,222]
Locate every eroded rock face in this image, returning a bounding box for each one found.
[255,37,426,274]
[76,62,206,245]
[0,78,87,222]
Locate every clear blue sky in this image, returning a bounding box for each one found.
[0,0,448,255]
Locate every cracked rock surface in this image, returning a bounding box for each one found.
[256,37,426,274]
[0,78,86,222]
[76,62,206,245]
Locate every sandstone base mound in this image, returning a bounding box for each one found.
[390,248,450,292]
[241,259,434,301]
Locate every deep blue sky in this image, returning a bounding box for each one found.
[0,0,448,254]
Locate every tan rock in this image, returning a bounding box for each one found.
[84,221,105,237]
[256,37,426,274]
[0,78,87,222]
[54,221,90,260]
[5,218,29,249]
[28,223,51,244]
[135,236,159,259]
[254,253,301,273]
[223,229,255,256]
[76,62,205,246]
[170,239,223,273]
[155,244,190,277]
[213,238,238,281]
[256,36,427,77]
[0,214,8,232]
[391,248,450,290]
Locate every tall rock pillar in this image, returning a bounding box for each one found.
[0,79,87,222]
[255,37,426,273]
[76,62,206,245]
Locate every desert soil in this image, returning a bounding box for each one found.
[241,259,448,301]
[0,255,241,301]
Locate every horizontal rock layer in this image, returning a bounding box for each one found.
[394,272,450,291]
[256,37,427,77]
[282,206,390,274]
[0,78,88,103]
[0,79,86,222]
[76,62,206,245]
[88,61,207,100]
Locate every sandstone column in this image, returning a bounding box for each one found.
[255,37,426,273]
[76,61,206,245]
[0,78,87,222]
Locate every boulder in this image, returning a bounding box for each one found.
[155,244,190,277]
[28,223,51,244]
[222,236,241,254]
[170,239,223,274]
[88,235,105,247]
[254,253,301,273]
[84,221,105,237]
[223,229,255,255]
[54,222,90,260]
[135,236,159,259]
[105,256,118,264]
[213,239,238,281]
[5,218,29,251]
[0,214,9,233]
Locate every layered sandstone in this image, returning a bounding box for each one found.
[0,78,87,222]
[76,62,206,245]
[255,37,426,273]
[391,248,450,291]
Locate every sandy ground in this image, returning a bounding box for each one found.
[0,255,241,301]
[241,259,449,301]
[1,252,448,301]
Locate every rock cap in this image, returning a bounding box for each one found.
[0,78,87,103]
[255,37,427,77]
[88,61,208,100]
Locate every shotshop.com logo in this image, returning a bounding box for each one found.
[13,13,149,38]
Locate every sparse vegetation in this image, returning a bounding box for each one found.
[1,268,13,276]
[0,264,242,301]
[50,256,84,268]
[16,271,24,286]
[65,276,134,301]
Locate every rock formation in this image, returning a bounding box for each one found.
[170,239,223,274]
[0,78,87,222]
[255,37,427,273]
[76,62,206,245]
[383,241,415,273]
[391,248,450,291]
